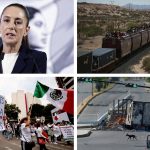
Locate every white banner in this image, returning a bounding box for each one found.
[60,126,74,139]
[126,102,133,125]
[51,108,70,123]
[52,112,69,124]
[0,95,5,131]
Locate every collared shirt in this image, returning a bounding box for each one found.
[2,53,19,73]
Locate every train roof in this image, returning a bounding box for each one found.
[92,48,116,56]
[77,50,92,57]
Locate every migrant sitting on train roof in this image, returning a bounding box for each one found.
[105,23,150,39]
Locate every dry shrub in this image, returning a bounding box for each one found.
[142,56,150,72]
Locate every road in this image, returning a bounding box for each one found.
[78,79,150,124]
[78,83,129,124]
[112,46,150,73]
[78,130,149,150]
[0,134,73,150]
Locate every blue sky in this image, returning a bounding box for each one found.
[78,0,150,6]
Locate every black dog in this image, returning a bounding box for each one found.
[126,133,137,140]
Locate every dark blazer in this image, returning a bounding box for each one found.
[0,43,47,74]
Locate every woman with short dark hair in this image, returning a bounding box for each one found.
[0,3,47,73]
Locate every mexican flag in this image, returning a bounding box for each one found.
[33,81,74,115]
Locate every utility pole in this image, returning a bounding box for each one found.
[92,78,94,96]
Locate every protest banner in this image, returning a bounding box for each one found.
[60,126,74,140]
[0,95,5,131]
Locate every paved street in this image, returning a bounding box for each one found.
[78,83,129,124]
[0,134,73,150]
[78,130,150,150]
[77,78,150,149]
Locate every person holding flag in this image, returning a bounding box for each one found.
[20,111,35,150]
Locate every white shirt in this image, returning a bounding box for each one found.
[20,123,32,142]
[2,53,19,74]
[36,127,43,138]
[53,125,61,137]
[36,127,47,139]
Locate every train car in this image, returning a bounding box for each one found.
[143,102,150,126]
[120,36,132,57]
[141,30,149,46]
[126,101,150,127]
[77,50,92,73]
[92,48,116,73]
[102,36,132,58]
[131,32,141,51]
[97,29,150,73]
[147,29,150,43]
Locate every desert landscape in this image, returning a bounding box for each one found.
[77,2,150,73]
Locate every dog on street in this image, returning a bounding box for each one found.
[126,133,137,140]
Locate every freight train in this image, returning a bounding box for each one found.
[78,29,150,73]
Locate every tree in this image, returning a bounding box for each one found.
[30,104,55,123]
[30,104,44,118]
[93,77,110,88]
[43,104,55,123]
[5,104,21,120]
[146,78,150,83]
[30,104,74,124]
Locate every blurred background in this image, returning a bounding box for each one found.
[0,0,74,73]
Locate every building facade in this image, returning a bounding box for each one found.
[11,90,41,120]
[56,77,74,89]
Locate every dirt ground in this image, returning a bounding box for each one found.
[77,36,104,51]
[131,55,149,73]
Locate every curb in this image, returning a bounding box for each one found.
[77,130,92,138]
[77,84,114,115]
[78,124,96,128]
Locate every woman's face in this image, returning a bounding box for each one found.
[28,12,48,50]
[0,6,29,46]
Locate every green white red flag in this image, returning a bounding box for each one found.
[34,81,74,115]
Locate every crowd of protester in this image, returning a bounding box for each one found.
[2,122,20,140]
[1,118,73,150]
